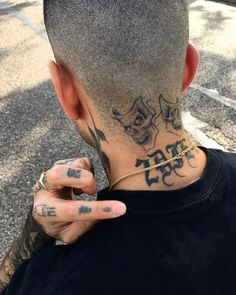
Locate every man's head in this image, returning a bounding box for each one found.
[44,0,199,152]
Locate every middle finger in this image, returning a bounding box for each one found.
[46,165,97,195]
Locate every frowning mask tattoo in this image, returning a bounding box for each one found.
[159,95,182,136]
[111,96,159,153]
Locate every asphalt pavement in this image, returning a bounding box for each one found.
[0,0,235,261]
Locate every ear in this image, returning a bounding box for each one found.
[182,42,200,92]
[48,60,81,120]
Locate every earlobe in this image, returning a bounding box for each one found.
[48,60,81,120]
[182,43,200,92]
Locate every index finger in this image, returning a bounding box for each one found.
[33,199,127,222]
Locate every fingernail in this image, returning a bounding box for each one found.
[112,203,127,215]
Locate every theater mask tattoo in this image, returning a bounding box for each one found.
[159,95,182,136]
[111,96,159,153]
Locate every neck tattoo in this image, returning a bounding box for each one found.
[110,143,196,191]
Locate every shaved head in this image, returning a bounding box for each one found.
[44,0,189,124]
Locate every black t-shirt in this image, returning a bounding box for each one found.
[3,147,236,295]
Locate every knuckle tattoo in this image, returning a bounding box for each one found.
[102,207,112,213]
[33,204,57,217]
[67,168,81,179]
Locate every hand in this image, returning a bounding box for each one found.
[32,157,127,244]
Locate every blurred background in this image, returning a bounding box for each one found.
[0,0,235,261]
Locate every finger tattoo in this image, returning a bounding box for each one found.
[33,204,57,217]
[102,207,111,213]
[78,206,92,214]
[67,168,81,179]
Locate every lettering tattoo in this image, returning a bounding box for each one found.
[88,114,111,177]
[0,207,54,289]
[136,139,196,187]
[102,207,111,213]
[67,168,81,179]
[111,96,160,153]
[159,95,182,136]
[79,206,92,214]
[33,204,57,217]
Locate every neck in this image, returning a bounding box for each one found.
[89,124,206,191]
[85,101,207,191]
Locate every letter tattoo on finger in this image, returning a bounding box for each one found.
[102,207,111,213]
[33,204,57,217]
[78,206,92,214]
[67,168,81,179]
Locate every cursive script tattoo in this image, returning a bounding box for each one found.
[159,95,182,136]
[0,207,54,289]
[136,139,196,186]
[111,96,160,152]
[67,168,81,179]
[79,206,92,214]
[33,204,57,217]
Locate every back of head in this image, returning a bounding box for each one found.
[44,0,189,127]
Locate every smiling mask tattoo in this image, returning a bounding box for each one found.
[111,96,159,153]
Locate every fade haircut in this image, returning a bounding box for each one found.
[43,0,189,122]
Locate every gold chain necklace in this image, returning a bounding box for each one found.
[109,143,196,191]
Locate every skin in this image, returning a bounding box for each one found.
[0,42,206,291]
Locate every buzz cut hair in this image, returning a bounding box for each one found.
[43,0,189,116]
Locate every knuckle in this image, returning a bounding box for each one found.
[82,157,92,167]
[48,166,61,183]
[73,158,88,169]
[83,171,95,187]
